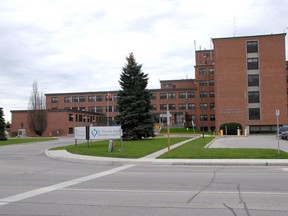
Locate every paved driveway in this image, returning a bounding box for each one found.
[208,135,288,152]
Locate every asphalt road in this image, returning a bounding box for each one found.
[1,137,288,216]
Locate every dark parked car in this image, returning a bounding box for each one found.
[280,131,288,140]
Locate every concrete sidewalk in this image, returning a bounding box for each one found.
[45,135,288,166]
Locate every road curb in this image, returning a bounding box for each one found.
[45,150,288,166]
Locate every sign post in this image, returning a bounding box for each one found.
[167,107,171,158]
[276,110,280,157]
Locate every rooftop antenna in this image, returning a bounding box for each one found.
[233,17,237,37]
[210,37,213,61]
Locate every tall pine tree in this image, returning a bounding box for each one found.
[117,53,154,140]
[0,107,7,141]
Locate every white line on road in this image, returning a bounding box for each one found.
[0,164,135,207]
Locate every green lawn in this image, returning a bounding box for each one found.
[51,136,288,159]
[52,137,190,158]
[158,137,288,159]
[0,137,58,146]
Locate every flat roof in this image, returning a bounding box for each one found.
[212,33,286,41]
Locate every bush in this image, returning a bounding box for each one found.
[0,137,7,141]
[220,122,242,135]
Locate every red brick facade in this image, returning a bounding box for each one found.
[213,33,287,133]
[10,110,102,137]
[11,33,287,136]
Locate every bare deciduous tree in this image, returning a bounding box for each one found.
[27,81,47,136]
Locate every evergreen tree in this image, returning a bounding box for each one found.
[117,53,154,140]
[0,107,7,141]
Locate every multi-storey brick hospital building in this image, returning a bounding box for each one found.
[11,33,288,136]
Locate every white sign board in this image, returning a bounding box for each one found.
[90,126,122,140]
[276,110,280,117]
[74,127,87,140]
[160,113,172,117]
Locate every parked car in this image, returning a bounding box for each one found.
[280,131,288,140]
[278,126,288,137]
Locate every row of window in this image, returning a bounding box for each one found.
[186,114,215,121]
[68,113,97,123]
[52,91,216,104]
[65,102,216,113]
[199,68,215,75]
[247,41,259,70]
[158,92,195,99]
[247,41,260,121]
[51,95,117,103]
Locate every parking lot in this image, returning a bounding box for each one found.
[208,135,288,152]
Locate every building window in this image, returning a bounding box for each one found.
[199,80,208,86]
[248,74,259,86]
[179,104,186,110]
[169,104,176,110]
[210,114,215,121]
[199,68,206,75]
[247,58,259,70]
[79,96,86,102]
[72,96,79,102]
[200,103,208,109]
[188,115,196,122]
[187,92,195,98]
[210,92,215,98]
[88,106,96,112]
[114,106,119,112]
[249,108,260,120]
[210,103,215,110]
[187,104,195,110]
[68,113,73,121]
[95,95,102,102]
[160,93,167,99]
[209,79,214,86]
[248,91,260,103]
[68,128,73,134]
[179,92,186,99]
[106,106,112,112]
[200,115,208,121]
[64,97,72,103]
[209,68,214,74]
[200,91,207,98]
[247,41,258,53]
[88,96,96,102]
[167,93,176,99]
[150,93,157,100]
[160,104,175,110]
[79,107,85,111]
[96,106,103,113]
[150,104,157,110]
[51,97,58,103]
[160,104,167,110]
[163,83,173,88]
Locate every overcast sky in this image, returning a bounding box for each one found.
[1,0,288,121]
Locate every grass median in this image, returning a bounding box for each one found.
[158,137,288,159]
[52,136,288,159]
[0,137,58,146]
[51,137,190,158]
